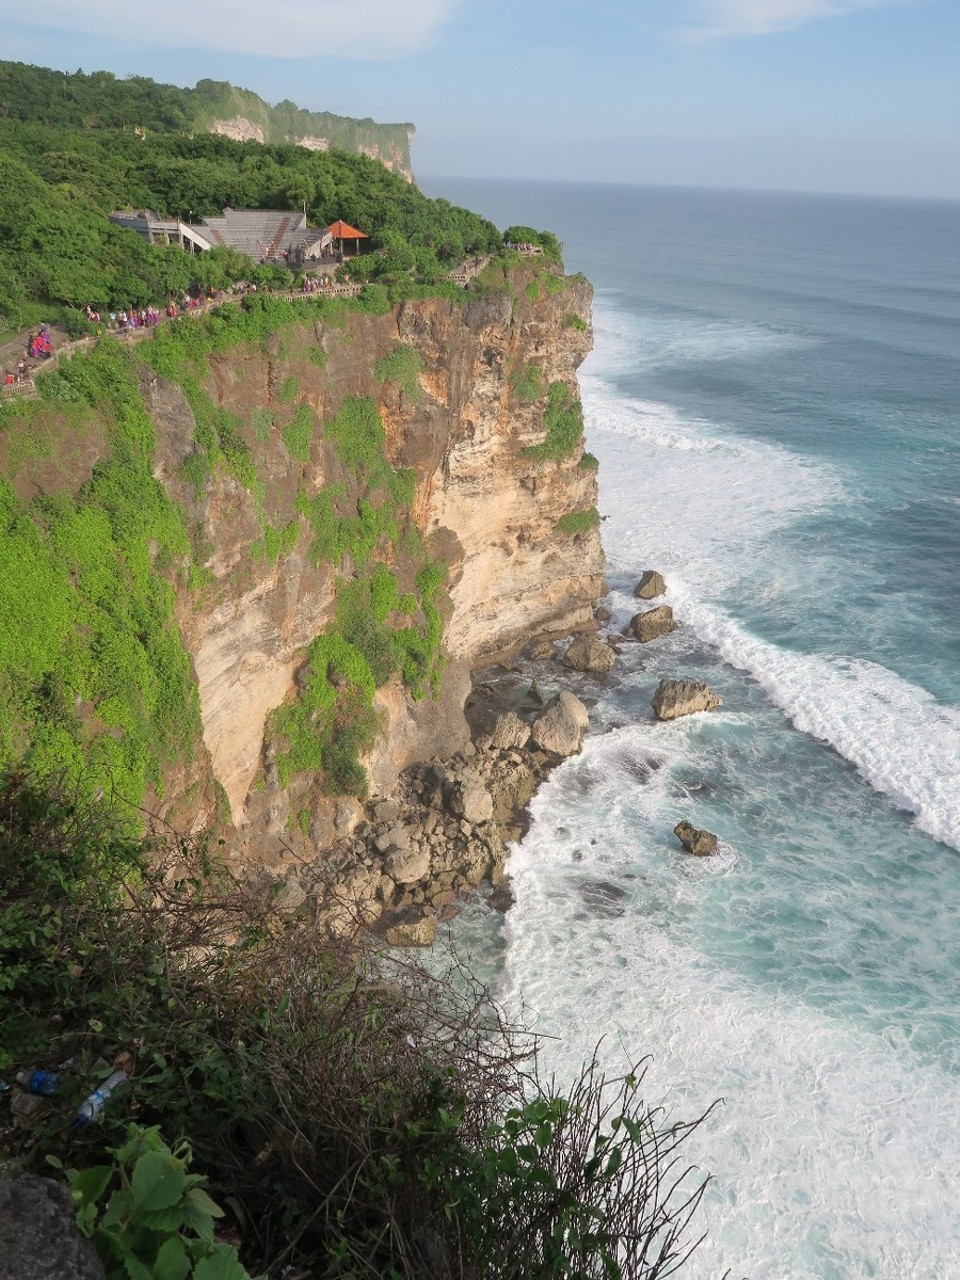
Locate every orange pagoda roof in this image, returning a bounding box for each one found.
[325,220,367,239]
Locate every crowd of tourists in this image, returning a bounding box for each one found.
[299,275,339,295]
[3,272,357,391]
[28,327,52,359]
[4,329,51,384]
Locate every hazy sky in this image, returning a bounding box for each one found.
[2,0,958,198]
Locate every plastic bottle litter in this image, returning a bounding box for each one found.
[15,1069,62,1096]
[72,1069,128,1127]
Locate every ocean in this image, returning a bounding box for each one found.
[420,177,960,1279]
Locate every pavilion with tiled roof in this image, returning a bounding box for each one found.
[325,220,368,256]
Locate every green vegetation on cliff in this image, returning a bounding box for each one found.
[555,506,601,536]
[275,390,446,796]
[522,380,586,462]
[0,342,201,818]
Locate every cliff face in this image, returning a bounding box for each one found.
[198,82,416,180]
[207,118,415,181]
[144,270,603,863]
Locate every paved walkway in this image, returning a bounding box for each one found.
[0,284,364,402]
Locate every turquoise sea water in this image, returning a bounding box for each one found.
[422,179,960,1279]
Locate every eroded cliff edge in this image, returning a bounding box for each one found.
[140,268,604,890]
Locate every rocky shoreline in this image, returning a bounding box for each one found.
[260,571,724,946]
[287,668,592,945]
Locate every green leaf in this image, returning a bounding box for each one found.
[179,1198,215,1242]
[131,1150,187,1211]
[153,1234,190,1280]
[191,1244,251,1280]
[185,1186,225,1219]
[136,1204,188,1233]
[70,1164,114,1207]
[75,1201,99,1237]
[605,1147,623,1176]
[102,1188,134,1229]
[123,1252,154,1280]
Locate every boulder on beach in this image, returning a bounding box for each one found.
[488,711,530,752]
[628,604,677,643]
[673,820,719,857]
[563,634,615,674]
[634,570,666,600]
[384,914,438,947]
[448,771,494,825]
[530,690,589,757]
[651,679,722,721]
[526,638,558,661]
[385,841,431,885]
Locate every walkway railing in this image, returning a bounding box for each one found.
[1,282,365,399]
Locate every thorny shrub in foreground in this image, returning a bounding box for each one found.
[0,769,715,1278]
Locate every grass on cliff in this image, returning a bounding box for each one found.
[0,769,714,1280]
[522,380,585,463]
[375,344,422,403]
[0,342,201,821]
[555,506,601,537]
[269,560,446,796]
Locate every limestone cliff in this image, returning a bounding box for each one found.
[142,268,603,867]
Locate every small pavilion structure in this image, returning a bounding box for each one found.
[325,220,368,257]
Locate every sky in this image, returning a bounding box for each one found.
[2,0,958,199]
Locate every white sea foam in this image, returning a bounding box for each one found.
[579,346,960,851]
[501,740,960,1279]
[671,589,960,851]
[591,292,814,375]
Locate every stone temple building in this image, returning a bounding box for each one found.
[107,208,353,267]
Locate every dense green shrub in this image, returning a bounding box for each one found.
[270,632,379,794]
[281,404,315,462]
[510,362,544,405]
[277,376,299,404]
[250,521,300,565]
[0,343,201,816]
[555,507,601,536]
[0,771,713,1280]
[522,381,585,462]
[375,344,422,403]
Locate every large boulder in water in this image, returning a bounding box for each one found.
[634,570,666,599]
[628,605,677,643]
[673,820,719,857]
[530,691,589,757]
[563,634,615,674]
[651,679,722,721]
